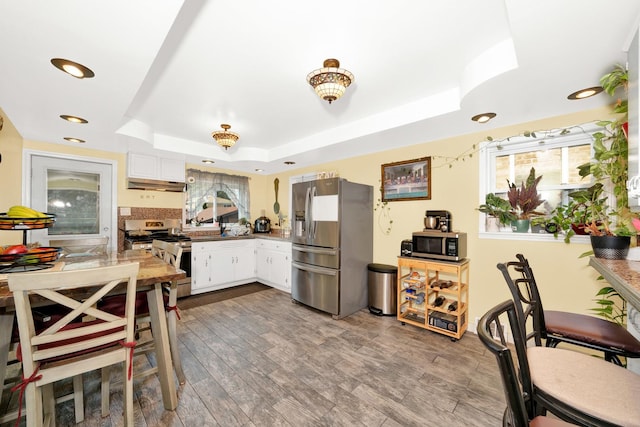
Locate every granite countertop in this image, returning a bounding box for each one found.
[589,257,640,310]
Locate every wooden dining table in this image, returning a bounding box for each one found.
[0,249,185,412]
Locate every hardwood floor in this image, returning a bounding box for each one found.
[2,289,505,426]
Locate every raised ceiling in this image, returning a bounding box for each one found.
[1,1,639,174]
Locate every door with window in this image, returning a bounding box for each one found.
[28,153,115,249]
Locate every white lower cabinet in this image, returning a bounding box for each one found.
[255,239,292,292]
[191,239,256,293]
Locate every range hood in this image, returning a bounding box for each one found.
[127,178,185,192]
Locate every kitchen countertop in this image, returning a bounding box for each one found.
[188,232,291,243]
[589,257,640,310]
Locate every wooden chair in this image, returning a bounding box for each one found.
[477,300,577,427]
[480,298,640,426]
[1,309,88,424]
[144,240,186,384]
[49,237,109,257]
[8,263,139,426]
[498,254,640,365]
[99,240,186,384]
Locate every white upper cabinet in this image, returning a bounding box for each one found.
[127,152,185,182]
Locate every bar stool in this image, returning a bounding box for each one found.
[478,300,578,426]
[498,254,640,365]
[479,299,640,426]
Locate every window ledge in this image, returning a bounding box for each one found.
[479,231,591,244]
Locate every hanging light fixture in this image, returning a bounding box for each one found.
[211,124,239,150]
[307,58,354,104]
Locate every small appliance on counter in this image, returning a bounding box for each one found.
[400,239,413,256]
[411,230,466,261]
[424,210,452,232]
[254,216,271,233]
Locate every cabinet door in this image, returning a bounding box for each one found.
[256,247,270,282]
[128,152,158,179]
[209,249,235,287]
[191,244,212,290]
[160,157,185,182]
[270,250,290,290]
[234,244,256,282]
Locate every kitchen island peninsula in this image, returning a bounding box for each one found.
[589,256,640,374]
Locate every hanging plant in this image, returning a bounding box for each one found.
[375,181,393,234]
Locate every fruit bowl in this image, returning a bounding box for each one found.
[0,247,61,266]
[0,213,56,230]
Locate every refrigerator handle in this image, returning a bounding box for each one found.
[292,244,338,256]
[292,261,338,276]
[305,186,311,239]
[311,185,317,239]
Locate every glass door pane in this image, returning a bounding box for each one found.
[47,169,100,235]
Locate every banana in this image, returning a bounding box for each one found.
[7,205,47,218]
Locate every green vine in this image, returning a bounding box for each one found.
[430,125,590,169]
[592,284,627,326]
[375,182,393,234]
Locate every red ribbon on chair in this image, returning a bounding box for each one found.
[165,304,181,320]
[119,341,137,380]
[10,365,42,427]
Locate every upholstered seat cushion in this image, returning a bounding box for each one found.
[528,346,640,426]
[17,318,123,363]
[545,310,640,354]
[529,415,576,427]
[98,292,169,317]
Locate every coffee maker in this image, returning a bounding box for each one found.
[424,210,452,232]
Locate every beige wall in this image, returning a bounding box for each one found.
[0,106,615,328]
[264,106,613,329]
[0,108,24,245]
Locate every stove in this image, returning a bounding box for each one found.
[124,219,191,251]
[124,218,192,297]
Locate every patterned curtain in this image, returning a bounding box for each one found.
[185,169,250,224]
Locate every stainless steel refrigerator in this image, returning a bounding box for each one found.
[291,177,373,319]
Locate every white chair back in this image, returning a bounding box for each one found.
[8,263,139,426]
[49,237,109,256]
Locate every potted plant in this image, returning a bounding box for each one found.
[580,65,635,258]
[552,65,636,257]
[530,216,556,234]
[477,193,517,231]
[550,184,605,242]
[506,167,545,232]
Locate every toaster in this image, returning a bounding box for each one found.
[400,239,413,256]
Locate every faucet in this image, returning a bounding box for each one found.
[218,216,226,235]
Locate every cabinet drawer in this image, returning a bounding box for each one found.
[256,239,291,252]
[425,262,459,274]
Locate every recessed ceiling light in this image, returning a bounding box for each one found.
[471,112,497,123]
[63,137,85,143]
[60,115,88,124]
[255,168,264,172]
[202,159,215,164]
[284,161,296,165]
[51,58,95,79]
[567,86,603,100]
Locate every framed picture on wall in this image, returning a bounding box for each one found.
[381,157,431,202]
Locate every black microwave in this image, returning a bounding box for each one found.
[412,231,467,261]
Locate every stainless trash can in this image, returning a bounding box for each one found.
[367,263,397,316]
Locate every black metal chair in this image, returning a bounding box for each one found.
[497,254,640,365]
[478,299,640,426]
[478,300,577,427]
